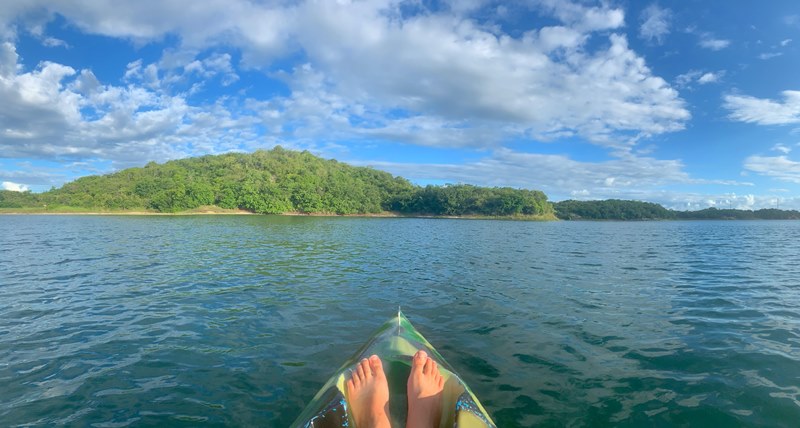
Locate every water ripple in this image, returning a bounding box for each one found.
[1,217,800,426]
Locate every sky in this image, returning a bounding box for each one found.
[0,0,799,210]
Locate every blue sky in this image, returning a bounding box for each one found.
[0,0,799,210]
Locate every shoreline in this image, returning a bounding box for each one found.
[0,208,556,221]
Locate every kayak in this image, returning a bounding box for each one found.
[291,310,496,428]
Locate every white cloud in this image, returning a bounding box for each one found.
[0,41,265,166]
[661,192,800,211]
[639,4,671,44]
[688,28,731,51]
[724,91,800,125]
[676,70,723,87]
[675,70,701,87]
[534,0,625,32]
[181,53,239,86]
[744,155,800,183]
[1,181,29,192]
[773,144,792,154]
[0,161,72,187]
[42,36,69,48]
[699,37,730,50]
[697,72,721,84]
[781,38,792,47]
[359,148,695,198]
[758,52,782,60]
[0,0,690,168]
[292,2,687,146]
[353,148,762,209]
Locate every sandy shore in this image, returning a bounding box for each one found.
[0,207,556,220]
[0,207,255,216]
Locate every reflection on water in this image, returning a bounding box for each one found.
[1,216,799,427]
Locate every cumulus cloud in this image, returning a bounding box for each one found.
[0,0,690,168]
[290,2,687,146]
[724,90,800,125]
[0,41,263,166]
[1,181,29,192]
[639,4,671,43]
[182,53,239,87]
[781,38,792,47]
[0,43,82,150]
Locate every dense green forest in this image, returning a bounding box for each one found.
[0,147,554,218]
[554,199,673,220]
[554,199,800,220]
[5,150,798,220]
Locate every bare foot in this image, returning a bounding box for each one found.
[406,350,444,428]
[346,355,391,428]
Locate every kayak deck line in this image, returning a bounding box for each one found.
[292,311,496,428]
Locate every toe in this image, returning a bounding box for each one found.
[360,358,372,379]
[412,350,427,373]
[356,360,367,381]
[368,355,383,376]
[423,356,435,375]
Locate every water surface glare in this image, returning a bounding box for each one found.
[1,216,799,427]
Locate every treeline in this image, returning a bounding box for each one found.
[554,199,800,220]
[554,199,672,220]
[1,147,554,218]
[0,189,39,208]
[397,185,552,217]
[673,208,800,220]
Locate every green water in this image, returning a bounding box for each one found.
[1,216,799,427]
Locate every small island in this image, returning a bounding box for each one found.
[3,148,800,221]
[0,147,555,220]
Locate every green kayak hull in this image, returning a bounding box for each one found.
[291,310,496,428]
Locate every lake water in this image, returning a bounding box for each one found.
[1,216,799,427]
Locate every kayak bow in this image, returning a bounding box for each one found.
[292,310,496,428]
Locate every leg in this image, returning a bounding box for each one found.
[346,355,391,428]
[406,350,444,428]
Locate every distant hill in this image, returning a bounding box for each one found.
[554,199,800,220]
[0,147,555,218]
[5,161,797,220]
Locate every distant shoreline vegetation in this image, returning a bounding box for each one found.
[554,199,800,220]
[0,147,555,220]
[2,149,798,221]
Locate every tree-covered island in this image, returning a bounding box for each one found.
[0,147,555,219]
[4,149,799,220]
